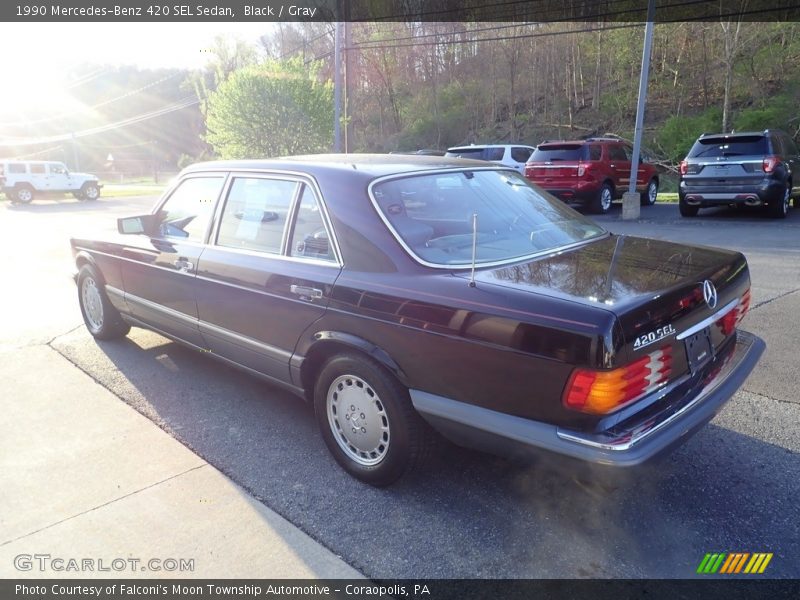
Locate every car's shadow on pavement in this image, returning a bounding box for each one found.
[52,327,800,579]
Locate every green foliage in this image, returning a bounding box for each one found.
[205,58,333,159]
[656,107,722,163]
[733,94,796,133]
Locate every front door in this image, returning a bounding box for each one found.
[120,174,226,347]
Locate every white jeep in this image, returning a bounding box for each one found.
[1,160,102,203]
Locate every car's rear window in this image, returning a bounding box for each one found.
[530,145,587,162]
[371,169,605,267]
[445,148,486,160]
[688,135,768,158]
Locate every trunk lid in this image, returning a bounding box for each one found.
[461,234,750,370]
[525,143,586,185]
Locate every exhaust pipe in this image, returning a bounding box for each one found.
[743,196,762,206]
[684,195,702,206]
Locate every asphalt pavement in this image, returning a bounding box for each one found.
[1,195,798,579]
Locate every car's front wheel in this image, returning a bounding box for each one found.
[314,353,435,486]
[81,183,100,201]
[77,264,130,340]
[640,179,658,206]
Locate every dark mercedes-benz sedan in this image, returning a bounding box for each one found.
[71,155,764,486]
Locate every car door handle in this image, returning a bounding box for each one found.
[290,285,323,300]
[174,257,194,272]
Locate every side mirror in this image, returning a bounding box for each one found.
[117,214,157,235]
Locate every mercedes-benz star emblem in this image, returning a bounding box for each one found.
[702,280,718,309]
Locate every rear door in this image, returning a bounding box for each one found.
[607,144,631,193]
[525,144,585,186]
[120,174,226,346]
[194,174,342,383]
[29,163,48,191]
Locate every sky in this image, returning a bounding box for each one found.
[0,22,274,117]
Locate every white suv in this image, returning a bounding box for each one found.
[1,160,102,203]
[444,144,535,173]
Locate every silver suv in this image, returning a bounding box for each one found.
[1,160,102,204]
[679,130,799,219]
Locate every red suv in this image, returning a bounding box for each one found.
[524,138,659,213]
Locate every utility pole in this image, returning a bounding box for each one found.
[333,20,343,152]
[622,0,656,221]
[344,17,352,153]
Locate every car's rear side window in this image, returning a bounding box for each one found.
[7,163,26,174]
[689,135,768,158]
[216,177,298,254]
[511,147,533,163]
[530,145,586,161]
[157,176,225,241]
[288,185,335,262]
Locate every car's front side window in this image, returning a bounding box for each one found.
[372,169,606,266]
[216,177,299,254]
[156,176,225,242]
[49,164,67,175]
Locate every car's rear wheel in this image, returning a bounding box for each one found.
[81,183,100,201]
[640,179,658,206]
[314,353,435,486]
[14,185,34,204]
[769,184,790,219]
[679,198,699,217]
[590,183,613,214]
[77,264,130,340]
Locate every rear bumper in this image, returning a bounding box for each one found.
[411,330,764,467]
[679,179,784,206]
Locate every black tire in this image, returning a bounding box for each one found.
[72,192,85,200]
[768,184,790,219]
[640,178,658,206]
[14,185,34,204]
[77,264,130,340]
[589,182,614,214]
[314,353,436,486]
[679,198,699,217]
[81,183,100,201]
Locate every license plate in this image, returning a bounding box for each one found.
[684,327,714,373]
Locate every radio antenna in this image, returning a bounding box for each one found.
[469,212,478,288]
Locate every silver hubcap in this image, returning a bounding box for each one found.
[600,188,612,211]
[648,182,657,204]
[81,277,104,331]
[784,187,790,214]
[85,186,98,199]
[18,189,32,202]
[327,374,390,466]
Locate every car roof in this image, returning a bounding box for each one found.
[446,144,533,150]
[181,153,499,180]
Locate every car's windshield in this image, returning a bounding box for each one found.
[689,135,767,158]
[371,169,606,266]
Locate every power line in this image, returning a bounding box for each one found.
[0,96,199,148]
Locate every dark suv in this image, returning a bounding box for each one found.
[679,129,799,218]
[523,137,659,214]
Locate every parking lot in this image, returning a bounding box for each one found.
[1,194,798,578]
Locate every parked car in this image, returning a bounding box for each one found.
[1,160,102,203]
[444,144,535,173]
[524,137,660,214]
[679,129,799,218]
[71,155,764,486]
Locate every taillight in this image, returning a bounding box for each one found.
[680,160,688,176]
[577,163,586,177]
[563,346,673,414]
[718,287,751,335]
[763,156,779,173]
